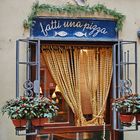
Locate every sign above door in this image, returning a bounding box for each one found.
[31,17,118,41]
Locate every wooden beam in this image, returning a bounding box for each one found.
[38,125,111,134]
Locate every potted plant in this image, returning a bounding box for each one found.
[31,97,58,126]
[112,94,137,123]
[1,96,58,127]
[132,94,140,121]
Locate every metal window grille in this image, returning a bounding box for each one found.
[16,39,40,98]
[112,40,138,131]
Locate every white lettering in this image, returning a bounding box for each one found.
[101,28,108,34]
[83,23,90,31]
[40,20,108,37]
[63,21,83,28]
[40,22,48,36]
[40,20,62,36]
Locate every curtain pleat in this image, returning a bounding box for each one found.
[80,48,112,125]
[42,46,112,126]
[42,47,84,126]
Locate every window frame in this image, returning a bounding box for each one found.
[16,38,124,140]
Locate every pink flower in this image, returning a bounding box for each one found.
[22,104,26,107]
[24,110,27,113]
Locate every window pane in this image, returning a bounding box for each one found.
[40,53,70,123]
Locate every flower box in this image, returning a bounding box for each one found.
[120,114,134,123]
[112,93,140,124]
[1,96,58,127]
[32,118,48,126]
[12,119,27,127]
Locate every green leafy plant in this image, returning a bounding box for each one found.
[23,1,125,31]
[133,95,140,114]
[112,94,140,115]
[1,96,58,120]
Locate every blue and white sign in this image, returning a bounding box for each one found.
[31,17,118,40]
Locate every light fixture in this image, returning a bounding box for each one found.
[52,85,61,99]
[40,87,43,94]
[56,98,59,103]
[55,85,61,93]
[52,92,57,98]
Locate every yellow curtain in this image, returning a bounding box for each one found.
[42,46,84,126]
[42,45,112,126]
[80,48,112,125]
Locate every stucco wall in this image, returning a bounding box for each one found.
[0,0,140,140]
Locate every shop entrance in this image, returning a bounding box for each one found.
[36,41,114,140]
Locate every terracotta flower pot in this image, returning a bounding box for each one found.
[12,119,27,127]
[32,118,48,126]
[120,114,134,123]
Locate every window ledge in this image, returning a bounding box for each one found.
[38,124,111,134]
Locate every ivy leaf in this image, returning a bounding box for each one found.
[23,1,125,31]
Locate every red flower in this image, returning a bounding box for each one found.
[22,104,26,107]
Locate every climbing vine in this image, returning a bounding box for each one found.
[23,1,125,31]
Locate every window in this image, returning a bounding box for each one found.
[16,40,125,140]
[40,64,71,124]
[39,42,113,126]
